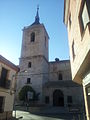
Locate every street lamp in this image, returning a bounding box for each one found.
[11,70,27,118]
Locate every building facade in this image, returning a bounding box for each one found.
[44,60,84,107]
[0,55,19,120]
[16,8,84,110]
[64,0,90,119]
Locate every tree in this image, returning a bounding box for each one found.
[18,85,35,102]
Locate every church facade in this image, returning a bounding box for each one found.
[16,8,84,108]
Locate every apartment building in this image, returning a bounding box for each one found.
[64,0,90,119]
[0,55,19,120]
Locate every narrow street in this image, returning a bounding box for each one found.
[13,110,74,120]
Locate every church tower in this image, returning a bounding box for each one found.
[17,7,49,103]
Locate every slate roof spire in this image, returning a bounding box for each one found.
[31,5,40,26]
[35,5,40,24]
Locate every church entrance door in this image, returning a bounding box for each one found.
[53,89,64,106]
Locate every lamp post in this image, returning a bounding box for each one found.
[10,73,17,118]
[11,70,27,118]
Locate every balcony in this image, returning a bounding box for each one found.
[0,78,11,89]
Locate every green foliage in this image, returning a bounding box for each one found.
[18,85,35,101]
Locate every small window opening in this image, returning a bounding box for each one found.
[31,32,35,42]
[72,40,75,60]
[28,62,31,68]
[69,13,72,29]
[58,73,63,80]
[45,36,47,47]
[27,78,31,84]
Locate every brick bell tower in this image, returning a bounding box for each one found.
[17,7,49,103]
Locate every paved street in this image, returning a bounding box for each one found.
[13,110,74,120]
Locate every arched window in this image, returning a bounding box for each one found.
[28,62,31,68]
[31,32,35,42]
[58,73,63,80]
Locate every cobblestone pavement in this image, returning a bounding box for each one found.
[13,110,74,120]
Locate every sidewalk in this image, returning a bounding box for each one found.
[12,110,73,120]
[9,117,18,120]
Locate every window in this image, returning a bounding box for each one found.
[69,13,72,29]
[45,36,47,47]
[67,96,72,107]
[79,0,90,35]
[72,40,75,60]
[31,32,35,42]
[45,96,49,104]
[67,96,72,103]
[0,97,4,113]
[58,73,63,80]
[28,62,31,68]
[27,78,31,84]
[0,67,8,88]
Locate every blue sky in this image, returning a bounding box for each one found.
[0,0,69,65]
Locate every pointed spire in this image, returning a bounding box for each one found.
[35,5,40,24]
[31,5,40,26]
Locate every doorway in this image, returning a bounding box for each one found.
[53,89,64,106]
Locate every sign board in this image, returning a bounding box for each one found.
[27,91,33,100]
